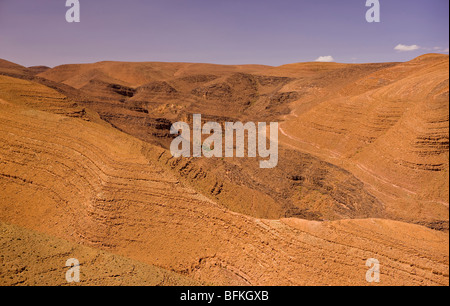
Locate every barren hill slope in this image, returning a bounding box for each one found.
[0,59,31,76]
[38,61,270,89]
[32,55,449,229]
[279,54,449,227]
[0,74,448,286]
[31,59,406,223]
[0,222,201,286]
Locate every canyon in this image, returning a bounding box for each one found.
[0,54,448,286]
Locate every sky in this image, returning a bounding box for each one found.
[0,0,449,67]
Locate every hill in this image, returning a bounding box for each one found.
[0,55,448,285]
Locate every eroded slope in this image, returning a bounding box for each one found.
[0,222,201,286]
[0,76,448,285]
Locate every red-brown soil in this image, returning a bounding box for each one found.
[0,55,448,286]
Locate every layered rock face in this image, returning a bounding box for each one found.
[0,55,448,285]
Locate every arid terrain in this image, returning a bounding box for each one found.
[0,54,448,286]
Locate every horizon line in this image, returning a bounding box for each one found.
[2,53,449,69]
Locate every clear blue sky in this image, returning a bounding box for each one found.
[0,0,448,67]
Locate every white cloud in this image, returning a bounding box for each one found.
[315,56,335,62]
[430,46,449,53]
[394,44,420,52]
